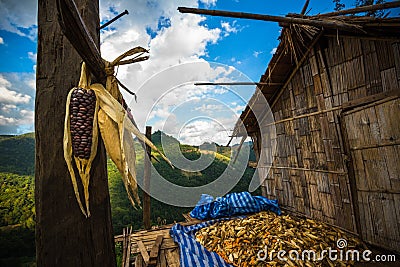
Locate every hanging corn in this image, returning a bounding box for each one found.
[64,63,99,217]
[64,47,172,217]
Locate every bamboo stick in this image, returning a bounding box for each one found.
[314,1,400,18]
[257,165,347,175]
[194,82,283,86]
[178,7,363,32]
[265,106,342,126]
[350,141,400,151]
[270,30,325,110]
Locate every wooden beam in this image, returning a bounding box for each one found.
[194,82,283,86]
[315,1,400,18]
[300,0,311,15]
[143,126,152,230]
[57,0,106,81]
[137,241,150,264]
[178,7,363,32]
[148,235,163,266]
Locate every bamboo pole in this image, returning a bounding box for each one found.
[257,165,347,175]
[270,30,325,110]
[194,82,283,86]
[314,1,400,18]
[265,106,342,127]
[178,7,363,32]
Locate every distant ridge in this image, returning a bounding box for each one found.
[0,133,35,175]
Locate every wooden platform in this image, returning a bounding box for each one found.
[115,216,202,267]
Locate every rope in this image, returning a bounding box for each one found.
[103,46,149,101]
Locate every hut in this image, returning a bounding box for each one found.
[233,13,400,253]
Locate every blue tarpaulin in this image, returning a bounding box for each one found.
[190,191,281,220]
[170,219,234,267]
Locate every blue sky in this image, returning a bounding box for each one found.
[0,0,369,144]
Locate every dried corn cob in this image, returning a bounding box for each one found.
[69,88,96,159]
[64,63,100,217]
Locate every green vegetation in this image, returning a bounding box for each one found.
[0,173,35,266]
[0,133,35,175]
[0,131,259,265]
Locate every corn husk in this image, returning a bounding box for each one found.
[64,52,172,217]
[64,63,99,217]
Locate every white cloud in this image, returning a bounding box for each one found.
[0,75,31,104]
[0,37,4,44]
[1,104,16,113]
[199,0,217,7]
[179,119,228,146]
[253,51,262,58]
[28,52,37,63]
[0,73,35,134]
[221,21,238,37]
[270,47,277,55]
[0,115,16,125]
[0,0,37,40]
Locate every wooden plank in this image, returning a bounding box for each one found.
[393,194,400,241]
[131,240,178,254]
[149,235,164,262]
[157,249,167,267]
[165,248,180,267]
[135,254,144,267]
[381,194,400,250]
[362,147,391,191]
[137,241,150,264]
[375,98,400,143]
[382,145,400,191]
[369,193,388,247]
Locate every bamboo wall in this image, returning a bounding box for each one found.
[257,36,400,248]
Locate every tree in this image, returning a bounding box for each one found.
[333,0,345,11]
[355,0,386,17]
[35,0,116,265]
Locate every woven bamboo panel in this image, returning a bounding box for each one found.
[256,37,400,239]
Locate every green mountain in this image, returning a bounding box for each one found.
[0,133,35,175]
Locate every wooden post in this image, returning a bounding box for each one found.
[35,0,116,265]
[143,126,152,230]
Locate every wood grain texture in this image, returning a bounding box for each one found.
[35,0,116,265]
